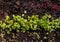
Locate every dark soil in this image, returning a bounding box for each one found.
[0,0,60,42]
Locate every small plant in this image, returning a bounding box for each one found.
[33,32,40,39]
[28,15,40,30]
[38,13,60,32]
[38,14,53,32]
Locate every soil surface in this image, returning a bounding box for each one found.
[0,0,60,42]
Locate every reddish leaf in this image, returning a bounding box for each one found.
[52,4,58,11]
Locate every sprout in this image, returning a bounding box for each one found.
[24,10,27,14]
[22,14,25,17]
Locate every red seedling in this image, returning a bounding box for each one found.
[31,3,34,8]
[36,3,40,9]
[52,4,58,11]
[43,3,47,9]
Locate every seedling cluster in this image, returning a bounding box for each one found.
[0,13,60,34]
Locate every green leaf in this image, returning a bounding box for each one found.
[1,23,6,29]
